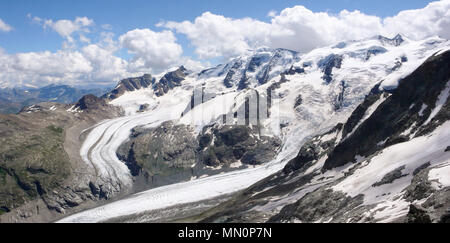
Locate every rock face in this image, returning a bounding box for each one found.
[341,91,383,138]
[283,123,343,174]
[74,94,107,111]
[371,166,407,187]
[364,46,388,60]
[224,60,245,88]
[199,125,281,167]
[318,54,343,83]
[103,74,154,100]
[407,205,432,223]
[216,48,301,89]
[377,34,405,47]
[153,66,189,96]
[117,123,282,189]
[194,50,450,223]
[117,121,198,187]
[323,50,450,170]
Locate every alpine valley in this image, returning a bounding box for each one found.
[0,34,449,223]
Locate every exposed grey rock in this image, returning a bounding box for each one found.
[413,162,431,176]
[247,54,270,73]
[364,46,388,60]
[283,142,319,174]
[153,66,189,96]
[200,125,281,167]
[318,54,343,83]
[74,94,106,111]
[439,208,450,223]
[403,165,434,202]
[323,50,450,171]
[224,61,243,88]
[377,34,405,46]
[268,189,366,223]
[407,204,432,223]
[117,121,198,187]
[293,95,302,109]
[372,166,407,187]
[284,65,305,75]
[103,74,153,100]
[284,124,342,174]
[137,104,149,113]
[342,91,383,138]
[334,80,347,111]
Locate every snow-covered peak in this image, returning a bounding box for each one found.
[109,36,450,121]
[196,48,301,89]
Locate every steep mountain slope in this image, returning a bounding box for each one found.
[197,50,450,223]
[0,99,122,222]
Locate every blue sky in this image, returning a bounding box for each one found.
[0,0,448,87]
[0,0,436,54]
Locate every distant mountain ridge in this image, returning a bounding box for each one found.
[0,84,112,114]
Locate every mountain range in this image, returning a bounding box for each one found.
[0,34,449,223]
[0,84,111,114]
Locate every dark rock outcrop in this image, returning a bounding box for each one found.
[74,94,107,111]
[117,121,198,187]
[268,189,365,223]
[294,95,302,108]
[199,125,281,167]
[318,54,343,83]
[153,66,189,96]
[372,166,407,187]
[103,74,153,100]
[283,123,342,174]
[323,50,450,170]
[334,80,347,111]
[407,205,432,223]
[284,65,305,76]
[224,61,243,88]
[364,46,388,60]
[378,34,405,47]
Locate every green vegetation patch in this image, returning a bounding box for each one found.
[0,122,71,213]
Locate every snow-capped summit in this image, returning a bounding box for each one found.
[197,48,301,90]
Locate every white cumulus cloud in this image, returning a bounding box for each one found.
[31,15,94,44]
[160,0,450,59]
[119,28,183,72]
[383,0,450,40]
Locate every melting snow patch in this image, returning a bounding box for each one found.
[67,105,82,113]
[418,103,428,116]
[333,121,450,206]
[428,162,450,187]
[424,80,450,125]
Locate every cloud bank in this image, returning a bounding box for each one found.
[0,0,449,88]
[161,0,450,59]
